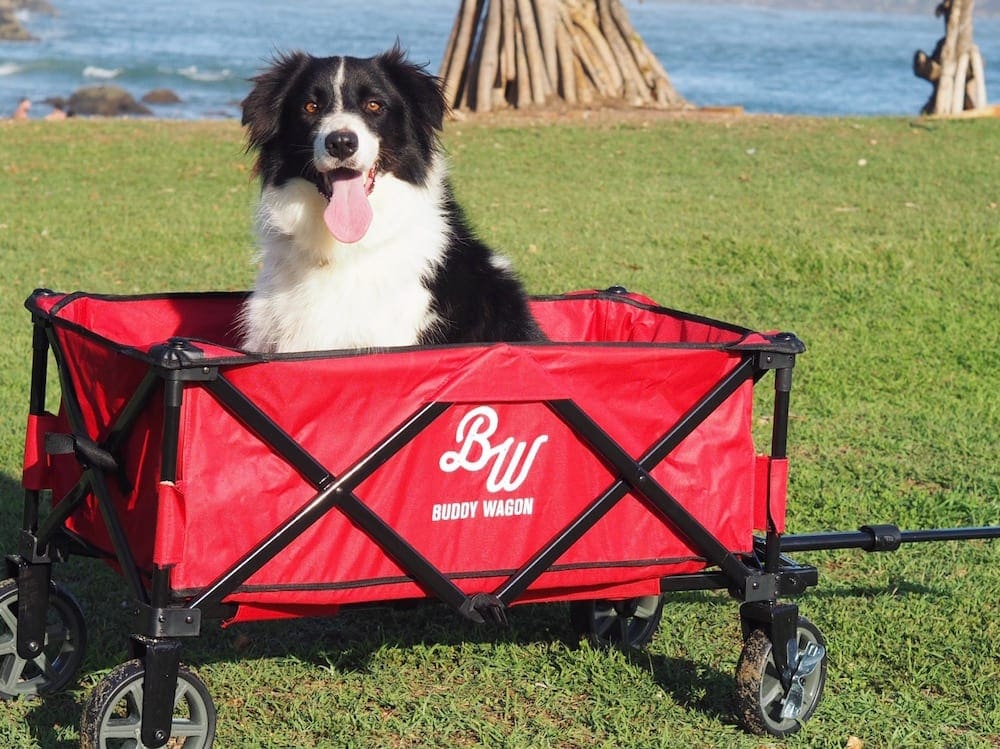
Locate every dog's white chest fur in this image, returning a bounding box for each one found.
[241,162,449,353]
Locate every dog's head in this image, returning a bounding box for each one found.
[242,45,446,243]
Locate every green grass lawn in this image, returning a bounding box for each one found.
[0,115,997,748]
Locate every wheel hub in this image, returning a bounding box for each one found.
[779,640,826,720]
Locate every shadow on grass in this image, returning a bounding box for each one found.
[0,471,25,553]
[636,650,736,726]
[22,693,85,749]
[810,580,937,599]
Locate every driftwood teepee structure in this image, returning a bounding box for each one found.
[914,0,988,114]
[439,0,688,112]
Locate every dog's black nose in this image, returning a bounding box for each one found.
[326,130,358,159]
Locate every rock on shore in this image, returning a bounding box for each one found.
[68,85,152,117]
[142,89,182,105]
[0,0,56,41]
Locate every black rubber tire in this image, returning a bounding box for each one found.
[0,577,87,698]
[569,595,664,650]
[735,616,827,737]
[80,658,216,748]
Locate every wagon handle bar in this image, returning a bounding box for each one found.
[776,524,1000,554]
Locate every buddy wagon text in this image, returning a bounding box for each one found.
[433,406,548,522]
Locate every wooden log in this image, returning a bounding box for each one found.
[514,12,531,107]
[555,12,577,103]
[957,0,975,50]
[569,15,609,95]
[934,0,962,113]
[502,0,516,85]
[441,7,461,82]
[573,53,595,104]
[957,1,985,110]
[537,0,559,91]
[492,84,508,109]
[952,50,970,112]
[475,0,503,111]
[935,64,956,113]
[608,0,683,106]
[515,0,550,104]
[970,44,987,109]
[598,0,645,104]
[563,10,596,104]
[441,0,485,108]
[569,1,623,96]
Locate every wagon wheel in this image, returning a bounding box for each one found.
[80,659,216,748]
[735,617,827,737]
[0,577,87,698]
[569,595,664,650]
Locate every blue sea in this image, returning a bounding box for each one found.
[2,1,998,119]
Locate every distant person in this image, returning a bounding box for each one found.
[45,104,68,120]
[13,97,31,120]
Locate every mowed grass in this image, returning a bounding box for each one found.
[0,115,997,748]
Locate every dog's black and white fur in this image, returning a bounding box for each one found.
[238,46,543,353]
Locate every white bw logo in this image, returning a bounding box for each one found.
[439,406,548,493]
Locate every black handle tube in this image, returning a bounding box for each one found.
[896,526,1000,543]
[764,365,793,573]
[770,368,793,459]
[23,317,51,534]
[779,525,1000,553]
[28,315,50,416]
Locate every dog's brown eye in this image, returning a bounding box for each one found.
[304,101,319,115]
[365,100,383,114]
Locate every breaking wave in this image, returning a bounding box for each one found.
[83,66,123,80]
[177,66,232,83]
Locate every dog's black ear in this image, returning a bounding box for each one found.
[242,51,312,150]
[377,43,447,131]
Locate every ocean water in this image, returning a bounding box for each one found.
[1,0,997,119]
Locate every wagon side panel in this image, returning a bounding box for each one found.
[45,325,165,573]
[165,344,757,612]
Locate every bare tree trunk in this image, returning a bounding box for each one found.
[914,0,988,114]
[440,0,688,112]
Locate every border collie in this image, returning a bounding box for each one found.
[238,46,543,353]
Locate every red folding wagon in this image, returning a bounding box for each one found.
[5,287,997,746]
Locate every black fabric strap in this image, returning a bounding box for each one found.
[45,432,119,472]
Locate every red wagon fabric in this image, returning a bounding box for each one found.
[24,289,788,624]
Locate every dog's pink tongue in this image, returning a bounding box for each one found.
[323,173,373,244]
